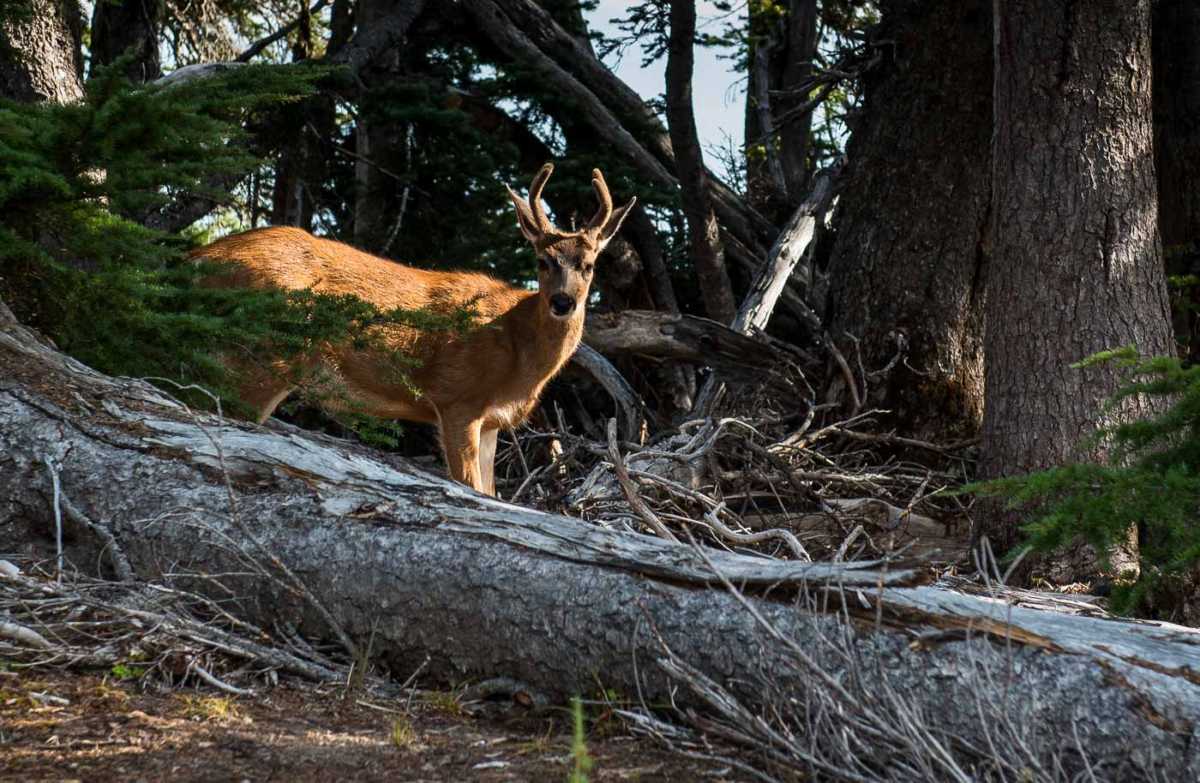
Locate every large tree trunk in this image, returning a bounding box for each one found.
[1,300,1199,777]
[665,0,736,324]
[90,0,163,82]
[1153,0,1200,361]
[981,1,1175,577]
[0,0,84,103]
[823,0,991,440]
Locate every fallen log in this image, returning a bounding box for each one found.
[583,309,797,388]
[1,301,1198,778]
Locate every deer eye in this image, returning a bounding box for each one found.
[582,263,594,276]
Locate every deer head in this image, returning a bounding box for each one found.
[506,163,636,321]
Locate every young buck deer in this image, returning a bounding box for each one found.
[191,163,635,496]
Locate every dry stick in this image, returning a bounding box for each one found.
[702,503,810,561]
[42,457,63,582]
[58,492,135,583]
[189,659,256,696]
[624,466,810,561]
[606,418,679,543]
[833,525,865,563]
[826,335,862,417]
[692,166,839,414]
[0,618,53,649]
[235,0,330,62]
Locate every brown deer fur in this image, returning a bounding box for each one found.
[190,164,635,496]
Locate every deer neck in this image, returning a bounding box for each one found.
[513,292,584,379]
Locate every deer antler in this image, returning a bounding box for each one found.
[528,163,555,233]
[586,168,614,230]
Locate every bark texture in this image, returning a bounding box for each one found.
[665,0,736,324]
[982,1,1175,565]
[1153,0,1200,360]
[824,0,991,439]
[0,0,84,103]
[90,0,162,82]
[1,301,1199,777]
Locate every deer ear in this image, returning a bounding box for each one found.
[599,197,637,245]
[505,184,543,243]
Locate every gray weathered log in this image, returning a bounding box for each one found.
[730,166,836,336]
[1,302,1199,777]
[583,309,794,388]
[691,167,835,413]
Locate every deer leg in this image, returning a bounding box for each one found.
[233,360,296,423]
[439,415,485,492]
[479,426,499,497]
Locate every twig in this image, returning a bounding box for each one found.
[826,335,862,416]
[190,659,256,696]
[607,418,679,543]
[236,0,330,62]
[42,457,63,582]
[702,503,810,561]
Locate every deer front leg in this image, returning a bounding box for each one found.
[479,426,499,497]
[439,415,485,492]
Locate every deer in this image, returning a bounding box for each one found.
[190,163,636,496]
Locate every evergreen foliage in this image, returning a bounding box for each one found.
[0,60,471,415]
[969,348,1200,613]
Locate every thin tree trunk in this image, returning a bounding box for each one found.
[90,0,163,82]
[0,0,84,103]
[824,0,991,440]
[981,0,1175,580]
[744,0,817,222]
[352,0,403,251]
[1153,0,1200,361]
[777,0,818,206]
[666,0,736,324]
[270,3,318,230]
[1,298,1199,778]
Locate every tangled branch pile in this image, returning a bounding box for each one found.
[496,347,976,568]
[0,559,356,695]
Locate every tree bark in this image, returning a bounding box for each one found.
[90,0,163,82]
[982,0,1175,576]
[1153,0,1200,361]
[0,0,84,103]
[665,0,736,324]
[824,0,991,440]
[1,300,1199,777]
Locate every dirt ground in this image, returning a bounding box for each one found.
[0,668,754,782]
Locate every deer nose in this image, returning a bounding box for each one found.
[549,294,575,317]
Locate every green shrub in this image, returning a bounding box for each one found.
[969,347,1200,612]
[0,59,471,416]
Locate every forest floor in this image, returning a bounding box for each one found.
[0,667,748,782]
